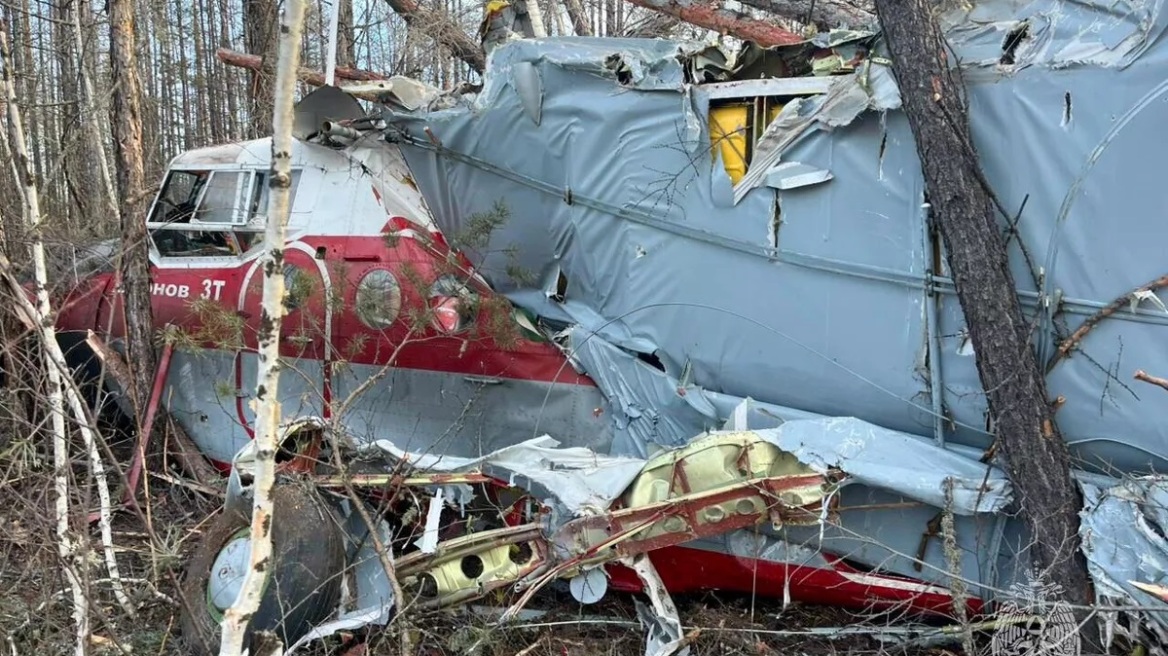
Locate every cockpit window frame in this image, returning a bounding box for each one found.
[146,165,302,266]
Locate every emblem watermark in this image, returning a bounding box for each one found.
[991,568,1081,656]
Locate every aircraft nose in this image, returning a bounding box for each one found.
[41,274,109,333]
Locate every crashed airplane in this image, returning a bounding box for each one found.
[46,0,1168,651]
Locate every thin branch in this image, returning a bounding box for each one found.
[1134,369,1168,393]
[1048,273,1168,371]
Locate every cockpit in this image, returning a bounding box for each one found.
[147,168,300,260]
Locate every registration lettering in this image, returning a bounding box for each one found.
[201,279,226,300]
[151,282,190,298]
[151,279,226,300]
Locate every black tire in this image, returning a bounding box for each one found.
[180,482,346,655]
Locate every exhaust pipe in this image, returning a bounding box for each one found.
[321,120,363,141]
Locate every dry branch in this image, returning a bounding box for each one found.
[1050,273,1168,369]
[217,48,401,103]
[622,12,682,38]
[216,48,386,84]
[1134,369,1168,393]
[736,0,876,29]
[84,330,219,489]
[622,0,805,46]
[382,0,487,72]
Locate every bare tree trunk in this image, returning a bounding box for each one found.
[622,0,804,46]
[13,1,42,191]
[158,0,178,158]
[563,0,592,35]
[873,0,1097,642]
[337,0,355,67]
[526,0,548,37]
[176,1,195,149]
[110,0,156,424]
[79,1,119,216]
[53,1,80,223]
[0,19,89,656]
[202,0,224,143]
[244,0,278,137]
[218,0,243,140]
[132,0,162,174]
[73,0,118,221]
[196,6,208,146]
[217,1,307,653]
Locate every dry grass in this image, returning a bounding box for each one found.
[0,410,219,655]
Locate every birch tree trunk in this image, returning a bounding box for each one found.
[217,1,307,654]
[110,0,157,417]
[0,20,88,656]
[526,0,548,37]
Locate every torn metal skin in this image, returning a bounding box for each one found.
[255,423,841,615]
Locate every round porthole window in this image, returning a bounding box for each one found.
[428,274,478,334]
[355,269,403,329]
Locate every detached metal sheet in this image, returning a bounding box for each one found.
[1080,476,1168,640]
[766,417,1012,514]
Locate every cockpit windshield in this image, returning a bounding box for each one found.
[149,170,209,224]
[146,168,299,259]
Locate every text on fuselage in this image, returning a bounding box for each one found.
[151,279,227,300]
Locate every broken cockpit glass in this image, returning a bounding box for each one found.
[146,168,303,259]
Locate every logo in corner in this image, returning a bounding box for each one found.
[991,568,1081,656]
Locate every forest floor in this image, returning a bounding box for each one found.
[0,424,966,656]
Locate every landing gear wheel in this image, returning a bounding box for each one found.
[180,482,346,655]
